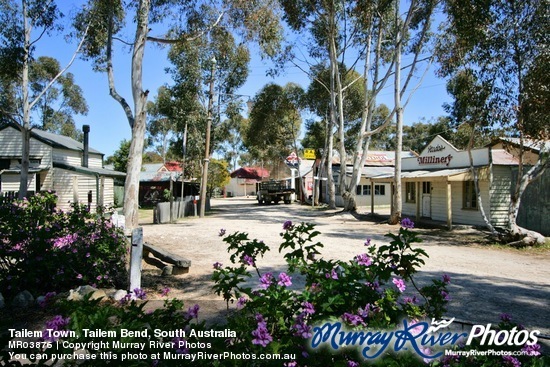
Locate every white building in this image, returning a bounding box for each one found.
[0,123,125,211]
[370,135,526,229]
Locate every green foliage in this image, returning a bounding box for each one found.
[105,139,131,173]
[0,192,127,297]
[243,83,303,164]
[438,0,548,139]
[2,294,211,366]
[28,56,88,140]
[207,158,231,195]
[1,218,547,366]
[210,220,453,365]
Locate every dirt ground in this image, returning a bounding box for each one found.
[139,197,550,346]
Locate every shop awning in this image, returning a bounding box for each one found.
[370,167,488,182]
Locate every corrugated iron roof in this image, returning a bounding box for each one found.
[230,167,269,179]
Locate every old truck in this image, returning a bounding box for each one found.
[256,180,294,204]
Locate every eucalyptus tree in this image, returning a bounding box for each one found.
[73,0,283,228]
[243,82,303,167]
[438,0,549,242]
[166,22,252,179]
[146,86,175,163]
[0,0,89,199]
[29,56,88,140]
[280,0,439,216]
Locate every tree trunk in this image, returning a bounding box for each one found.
[389,0,403,225]
[506,147,548,245]
[123,0,151,229]
[342,191,357,211]
[18,1,32,200]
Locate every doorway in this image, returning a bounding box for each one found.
[422,181,431,218]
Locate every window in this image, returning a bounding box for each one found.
[0,159,10,170]
[406,182,416,203]
[463,181,478,209]
[374,184,385,196]
[356,185,371,196]
[363,185,371,196]
[423,182,431,194]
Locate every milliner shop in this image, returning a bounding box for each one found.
[369,135,544,230]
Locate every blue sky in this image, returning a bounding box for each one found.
[32,4,451,158]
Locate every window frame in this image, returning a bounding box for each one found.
[462,181,478,210]
[405,182,416,203]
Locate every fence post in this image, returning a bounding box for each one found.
[129,227,143,292]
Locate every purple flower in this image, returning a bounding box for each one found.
[342,312,365,326]
[347,361,360,367]
[521,343,541,356]
[302,301,315,315]
[218,228,226,237]
[172,337,189,354]
[401,296,418,305]
[52,233,78,249]
[502,355,521,367]
[392,277,406,292]
[160,287,170,297]
[237,297,247,309]
[500,313,512,322]
[364,238,371,246]
[400,217,415,229]
[354,253,372,266]
[442,274,451,284]
[213,262,223,270]
[251,314,272,347]
[259,273,274,289]
[76,274,83,279]
[41,315,70,342]
[283,220,293,230]
[133,288,147,300]
[325,269,338,280]
[284,362,298,367]
[186,304,200,319]
[242,254,255,266]
[292,314,312,338]
[441,291,451,301]
[278,272,292,287]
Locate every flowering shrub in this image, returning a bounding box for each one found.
[1,291,212,366]
[211,221,454,366]
[0,192,127,297]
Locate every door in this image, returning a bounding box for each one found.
[422,181,431,218]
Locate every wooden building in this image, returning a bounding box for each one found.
[0,123,125,211]
[370,135,543,230]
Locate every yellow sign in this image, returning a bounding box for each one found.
[304,149,316,159]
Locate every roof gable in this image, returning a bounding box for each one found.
[230,167,269,179]
[0,123,103,155]
[418,135,459,156]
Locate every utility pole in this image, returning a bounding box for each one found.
[199,57,216,218]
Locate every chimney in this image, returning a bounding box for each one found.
[82,125,90,168]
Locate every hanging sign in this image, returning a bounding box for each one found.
[285,152,301,168]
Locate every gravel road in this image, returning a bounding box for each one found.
[140,197,550,345]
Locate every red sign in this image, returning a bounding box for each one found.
[285,152,300,167]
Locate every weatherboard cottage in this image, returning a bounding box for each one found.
[0,123,125,211]
[370,135,529,230]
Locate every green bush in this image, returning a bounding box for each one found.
[0,192,128,297]
[1,218,546,367]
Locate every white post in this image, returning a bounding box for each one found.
[290,169,296,201]
[129,227,143,292]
